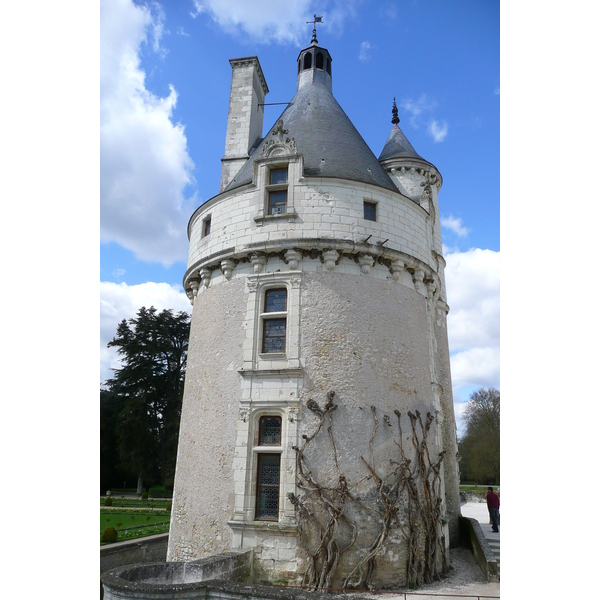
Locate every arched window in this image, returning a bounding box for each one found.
[316,52,324,70]
[326,57,331,75]
[303,52,312,70]
[298,59,301,74]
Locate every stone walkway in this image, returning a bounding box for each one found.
[460,500,500,571]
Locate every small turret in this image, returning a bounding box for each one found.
[296,23,332,92]
[379,98,423,162]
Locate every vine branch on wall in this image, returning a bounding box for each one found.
[288,390,449,590]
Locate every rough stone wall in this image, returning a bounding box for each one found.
[292,274,446,588]
[434,303,461,546]
[167,278,246,562]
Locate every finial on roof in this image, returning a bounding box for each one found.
[391,97,400,125]
[306,14,323,45]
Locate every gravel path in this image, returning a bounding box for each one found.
[364,546,500,599]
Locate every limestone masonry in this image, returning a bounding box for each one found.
[168,33,461,590]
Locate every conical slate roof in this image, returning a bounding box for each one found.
[378,123,424,162]
[225,68,398,194]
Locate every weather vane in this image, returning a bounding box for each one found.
[306,14,323,44]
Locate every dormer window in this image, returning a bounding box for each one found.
[267,166,288,215]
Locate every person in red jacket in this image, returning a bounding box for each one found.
[486,486,500,532]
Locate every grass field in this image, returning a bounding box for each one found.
[459,485,499,493]
[100,509,170,544]
[101,497,171,509]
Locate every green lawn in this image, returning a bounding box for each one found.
[100,509,170,544]
[101,497,171,509]
[459,485,499,493]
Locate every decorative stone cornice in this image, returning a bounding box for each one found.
[183,239,444,301]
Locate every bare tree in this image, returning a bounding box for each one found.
[459,388,500,484]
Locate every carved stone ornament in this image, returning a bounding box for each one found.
[287,408,298,423]
[239,407,250,423]
[261,119,297,158]
[413,268,426,294]
[285,249,302,270]
[322,249,339,271]
[200,268,212,288]
[221,259,235,279]
[189,279,200,304]
[358,253,374,274]
[250,253,267,274]
[391,259,405,282]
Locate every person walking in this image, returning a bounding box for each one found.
[486,486,500,533]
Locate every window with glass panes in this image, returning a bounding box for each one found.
[267,167,288,215]
[364,201,377,221]
[255,416,282,521]
[262,288,287,353]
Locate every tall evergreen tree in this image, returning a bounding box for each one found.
[103,307,190,493]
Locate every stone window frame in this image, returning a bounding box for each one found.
[242,272,302,371]
[255,415,283,521]
[261,288,287,354]
[202,214,212,237]
[363,200,377,222]
[253,156,299,225]
[230,402,299,529]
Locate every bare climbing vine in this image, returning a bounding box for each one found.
[288,390,449,591]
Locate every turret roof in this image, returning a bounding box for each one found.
[224,46,398,194]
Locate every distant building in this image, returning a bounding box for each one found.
[168,32,460,589]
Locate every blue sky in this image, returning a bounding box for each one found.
[100,0,500,434]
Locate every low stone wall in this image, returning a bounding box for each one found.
[102,569,372,600]
[101,533,170,574]
[101,551,254,599]
[458,516,499,582]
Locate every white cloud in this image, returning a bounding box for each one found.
[428,118,448,143]
[190,0,361,45]
[400,95,449,142]
[379,3,398,20]
[100,281,191,384]
[444,248,500,396]
[101,0,195,265]
[441,214,469,237]
[450,347,500,391]
[399,93,438,129]
[358,41,371,62]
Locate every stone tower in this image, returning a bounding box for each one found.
[168,34,460,589]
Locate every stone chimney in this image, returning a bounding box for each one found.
[220,56,269,192]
